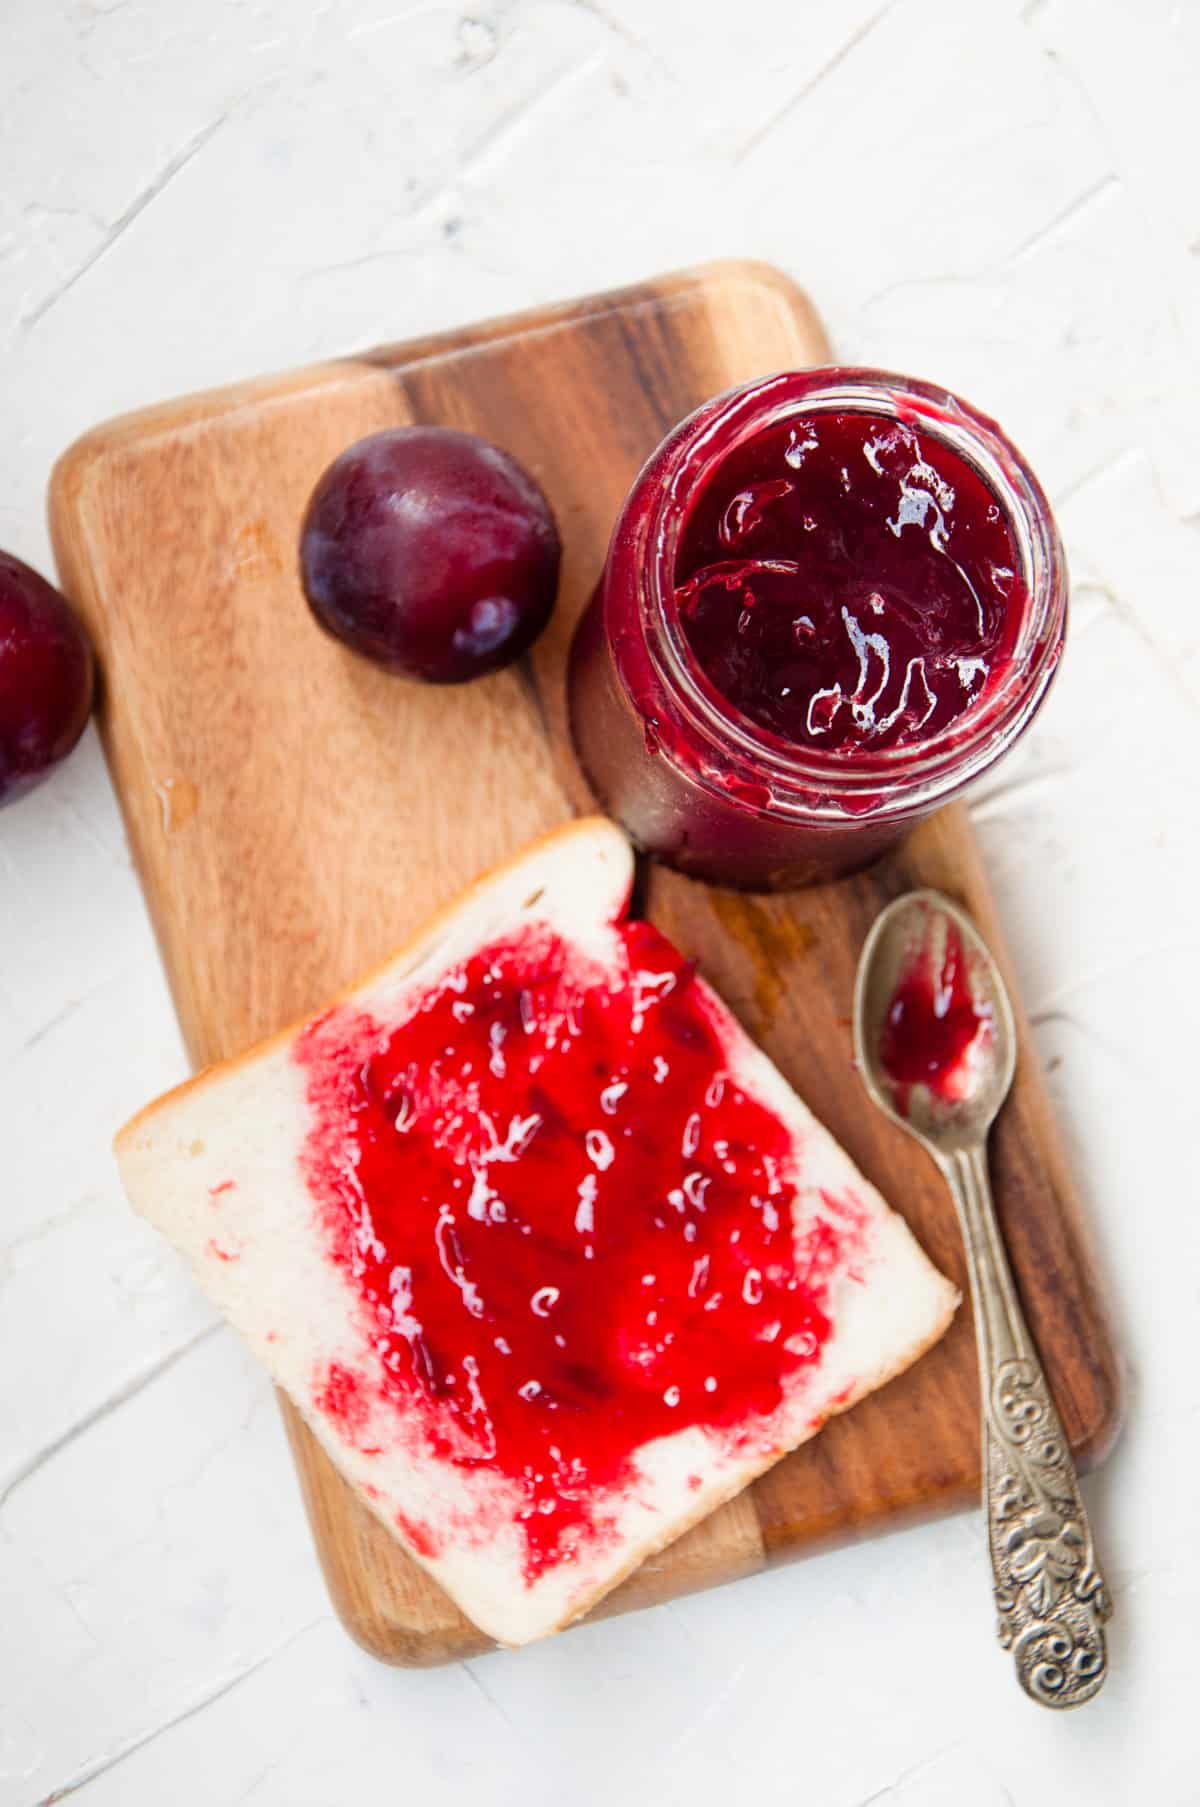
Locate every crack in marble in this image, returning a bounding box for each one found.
[1054,447,1139,510]
[36,1617,330,1804]
[570,0,673,75]
[394,51,603,228]
[231,1751,285,1806]
[347,2,447,38]
[1037,36,1122,177]
[857,264,986,313]
[1006,170,1120,265]
[22,201,109,231]
[851,1741,981,1807]
[20,111,231,333]
[0,1513,103,1651]
[735,0,897,165]
[460,1658,518,1732]
[448,52,605,186]
[157,1377,270,1505]
[12,975,121,1059]
[652,1640,755,1781]
[75,0,135,33]
[1136,441,1200,541]
[295,244,425,284]
[859,169,1120,314]
[1069,562,1200,718]
[0,1190,97,1260]
[0,1324,221,1514]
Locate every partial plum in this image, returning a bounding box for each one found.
[0,552,94,807]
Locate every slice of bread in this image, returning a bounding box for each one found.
[115,817,958,1647]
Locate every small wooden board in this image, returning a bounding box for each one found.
[50,261,1122,1665]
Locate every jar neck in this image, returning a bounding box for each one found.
[608,368,1066,823]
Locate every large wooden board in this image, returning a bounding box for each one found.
[50,261,1122,1665]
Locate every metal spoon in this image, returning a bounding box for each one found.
[853,889,1111,1708]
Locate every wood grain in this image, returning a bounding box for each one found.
[49,260,1122,1665]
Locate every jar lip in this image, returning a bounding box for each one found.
[628,367,1067,818]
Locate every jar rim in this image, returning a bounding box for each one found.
[622,367,1067,822]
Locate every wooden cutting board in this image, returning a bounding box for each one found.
[50,260,1122,1665]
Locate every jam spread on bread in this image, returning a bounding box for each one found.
[296,920,863,1580]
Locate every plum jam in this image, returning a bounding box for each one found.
[675,413,1023,753]
[295,920,857,1581]
[569,370,1067,889]
[879,920,994,1119]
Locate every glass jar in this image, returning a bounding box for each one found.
[567,368,1067,891]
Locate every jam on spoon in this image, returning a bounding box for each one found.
[877,917,994,1118]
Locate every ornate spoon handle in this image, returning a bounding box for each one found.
[942,1144,1112,1707]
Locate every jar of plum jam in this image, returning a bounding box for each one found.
[568,369,1067,890]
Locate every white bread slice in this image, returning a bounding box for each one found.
[115,817,958,1647]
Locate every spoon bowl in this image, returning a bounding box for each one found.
[854,888,1017,1155]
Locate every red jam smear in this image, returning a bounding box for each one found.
[674,410,1025,753]
[879,920,993,1115]
[295,920,855,1582]
[315,1361,371,1440]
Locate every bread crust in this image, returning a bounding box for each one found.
[543,1280,959,1640]
[114,814,629,1157]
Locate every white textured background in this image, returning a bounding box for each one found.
[2,1,1198,1802]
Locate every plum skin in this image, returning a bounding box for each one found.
[0,552,94,807]
[299,427,561,683]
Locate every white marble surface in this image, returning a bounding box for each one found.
[2,0,1198,1800]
